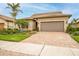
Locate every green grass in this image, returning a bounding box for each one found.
[0,32,32,42]
[72,35,79,43]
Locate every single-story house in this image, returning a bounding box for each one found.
[76,22,79,28]
[70,19,79,28]
[75,20,79,28]
[71,21,79,28]
[26,11,72,32]
[0,15,18,30]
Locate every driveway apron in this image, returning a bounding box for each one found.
[22,32,79,48]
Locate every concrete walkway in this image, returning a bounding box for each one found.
[0,41,79,56]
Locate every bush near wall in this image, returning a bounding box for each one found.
[72,31,79,36]
[76,28,79,31]
[66,24,79,35]
[0,28,20,35]
[66,24,77,34]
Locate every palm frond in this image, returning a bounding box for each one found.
[18,10,23,13]
[6,3,22,19]
[7,3,13,8]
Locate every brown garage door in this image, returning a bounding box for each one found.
[0,23,4,30]
[40,21,64,32]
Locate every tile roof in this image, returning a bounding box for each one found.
[0,15,15,22]
[26,11,72,19]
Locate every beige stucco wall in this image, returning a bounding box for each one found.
[36,17,69,32]
[25,20,36,31]
[8,22,16,29]
[0,19,7,28]
[0,18,16,29]
[76,23,79,28]
[28,20,35,30]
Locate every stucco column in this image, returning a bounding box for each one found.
[37,21,40,31]
[64,20,67,32]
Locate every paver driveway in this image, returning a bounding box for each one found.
[22,32,79,48]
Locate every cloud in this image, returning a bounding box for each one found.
[62,10,73,14]
[61,4,79,14]
[61,8,79,15]
[21,3,50,11]
[0,9,4,15]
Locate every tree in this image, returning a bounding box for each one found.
[16,19,28,30]
[71,18,78,25]
[6,3,22,28]
[6,3,22,19]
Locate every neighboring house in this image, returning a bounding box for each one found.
[75,20,79,28]
[71,20,79,28]
[76,22,79,28]
[25,11,72,32]
[0,15,18,30]
[72,22,79,28]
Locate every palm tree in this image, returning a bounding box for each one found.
[71,18,78,25]
[6,3,22,19]
[6,3,22,28]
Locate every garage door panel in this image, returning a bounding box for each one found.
[40,21,64,32]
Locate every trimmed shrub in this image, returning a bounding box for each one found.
[66,24,71,33]
[0,29,7,35]
[72,31,79,36]
[0,28,21,35]
[13,28,20,33]
[6,28,13,34]
[66,24,77,34]
[76,28,79,31]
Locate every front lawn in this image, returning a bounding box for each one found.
[71,35,79,43]
[0,32,34,42]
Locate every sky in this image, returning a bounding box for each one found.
[0,3,79,23]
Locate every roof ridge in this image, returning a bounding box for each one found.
[0,15,15,22]
[0,15,14,19]
[32,11,62,16]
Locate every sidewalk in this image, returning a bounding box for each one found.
[0,41,79,56]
